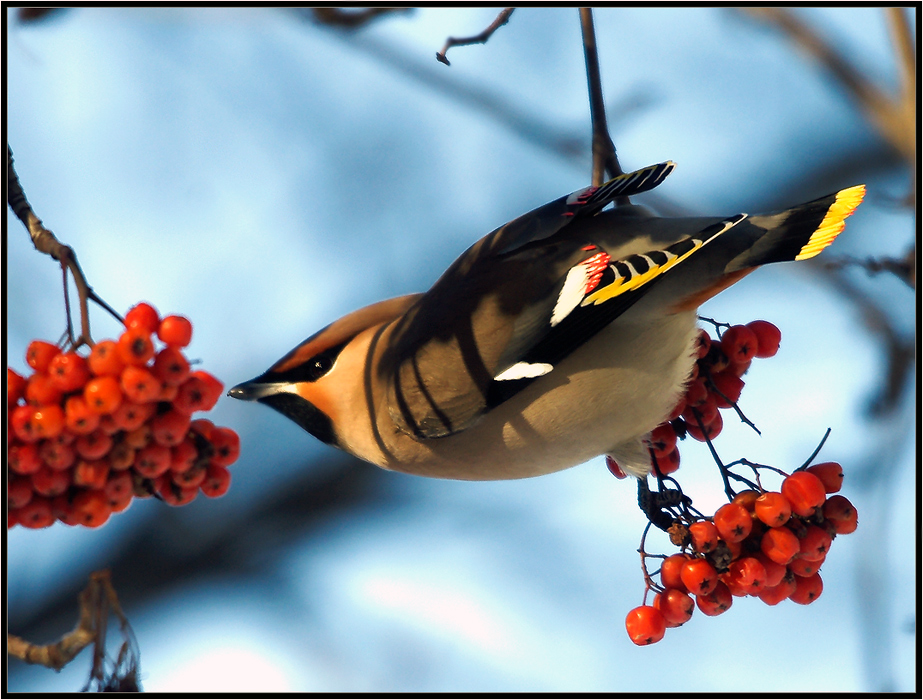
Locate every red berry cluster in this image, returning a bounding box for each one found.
[625,463,858,646]
[606,320,781,480]
[7,303,239,530]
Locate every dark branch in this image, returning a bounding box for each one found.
[311,8,413,29]
[579,8,624,189]
[7,147,123,348]
[436,8,514,66]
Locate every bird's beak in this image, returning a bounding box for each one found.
[228,377,289,402]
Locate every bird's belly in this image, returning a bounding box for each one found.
[382,310,699,480]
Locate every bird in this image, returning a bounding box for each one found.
[229,162,864,481]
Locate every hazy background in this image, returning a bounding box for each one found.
[6,7,916,693]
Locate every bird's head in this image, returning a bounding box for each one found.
[228,295,421,448]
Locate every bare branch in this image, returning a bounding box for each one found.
[741,8,914,163]
[579,8,624,187]
[824,249,915,288]
[7,147,123,348]
[311,8,413,29]
[436,8,514,66]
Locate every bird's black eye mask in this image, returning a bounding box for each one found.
[265,340,349,384]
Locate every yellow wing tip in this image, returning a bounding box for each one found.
[795,184,866,261]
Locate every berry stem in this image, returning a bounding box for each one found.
[7,147,124,349]
[796,428,833,471]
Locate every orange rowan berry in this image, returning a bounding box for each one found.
[108,488,134,513]
[11,404,40,443]
[760,526,800,565]
[758,576,796,606]
[653,588,694,626]
[151,409,191,447]
[105,471,134,504]
[120,366,162,404]
[200,464,231,498]
[191,370,223,410]
[723,556,767,596]
[32,404,66,440]
[157,477,198,506]
[823,495,858,534]
[790,572,823,604]
[39,440,76,471]
[26,372,63,406]
[798,525,833,562]
[124,423,152,450]
[47,352,90,392]
[152,346,190,386]
[172,465,206,488]
[134,443,171,478]
[170,439,198,474]
[98,412,122,435]
[721,324,759,365]
[51,495,81,527]
[754,491,792,527]
[689,520,719,554]
[732,490,759,513]
[782,471,827,517]
[8,474,34,508]
[65,395,101,435]
[72,489,112,528]
[75,429,114,460]
[108,441,136,471]
[648,423,677,459]
[124,302,160,333]
[209,427,240,467]
[111,400,156,432]
[755,552,787,588]
[805,462,844,494]
[9,442,43,475]
[660,553,690,593]
[84,376,123,415]
[19,497,55,529]
[73,458,110,489]
[681,558,718,596]
[117,328,156,367]
[26,340,60,372]
[625,605,666,646]
[157,315,193,347]
[88,340,125,377]
[8,368,27,404]
[189,418,215,440]
[713,502,752,543]
[708,370,744,409]
[789,557,823,578]
[695,581,733,617]
[684,378,708,407]
[746,320,781,358]
[656,447,681,475]
[30,465,71,497]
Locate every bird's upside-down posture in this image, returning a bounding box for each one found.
[230,162,864,480]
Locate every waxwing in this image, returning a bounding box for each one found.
[230,162,864,480]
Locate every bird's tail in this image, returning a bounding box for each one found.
[727,185,865,271]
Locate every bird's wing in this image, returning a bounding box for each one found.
[380,163,745,439]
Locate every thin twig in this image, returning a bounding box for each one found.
[579,8,624,189]
[311,7,412,29]
[741,8,914,163]
[7,147,123,348]
[824,251,915,288]
[796,427,833,471]
[436,8,514,66]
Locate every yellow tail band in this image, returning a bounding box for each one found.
[795,184,866,261]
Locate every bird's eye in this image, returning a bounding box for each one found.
[309,355,332,380]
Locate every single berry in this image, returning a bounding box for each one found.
[88,340,125,377]
[754,491,792,527]
[8,368,28,404]
[65,395,102,434]
[805,462,844,494]
[84,376,124,415]
[681,558,718,596]
[32,404,66,440]
[654,588,694,626]
[152,346,191,386]
[209,427,240,467]
[47,352,90,392]
[782,471,827,517]
[120,365,162,404]
[117,327,156,367]
[822,495,858,534]
[157,315,193,347]
[625,605,666,646]
[695,581,733,616]
[200,463,231,498]
[760,526,800,565]
[713,502,753,543]
[790,572,823,604]
[688,520,719,554]
[26,340,61,372]
[124,302,160,334]
[720,325,759,365]
[798,524,833,562]
[746,320,781,358]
